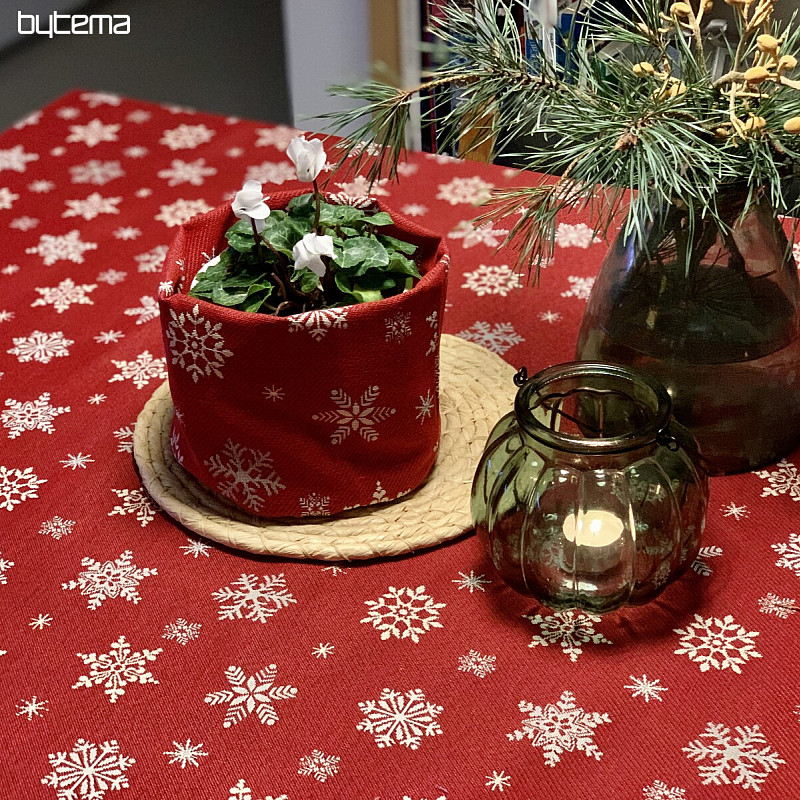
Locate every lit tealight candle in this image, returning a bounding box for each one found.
[562,509,624,548]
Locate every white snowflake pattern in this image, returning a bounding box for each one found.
[452,570,490,592]
[312,643,334,659]
[0,550,14,583]
[401,202,427,216]
[69,159,125,185]
[757,592,797,618]
[298,750,340,782]
[39,515,75,539]
[0,466,46,511]
[62,192,122,220]
[244,161,296,185]
[485,771,512,792]
[361,585,445,643]
[456,320,524,354]
[332,175,390,201]
[288,307,349,340]
[461,264,523,297]
[73,635,162,703]
[525,609,613,662]
[108,488,158,527]
[97,269,127,285]
[205,439,284,512]
[180,538,211,558]
[508,689,611,767]
[95,330,125,344]
[684,722,784,791]
[32,278,97,314]
[155,198,213,227]
[625,674,668,703]
[12,109,42,128]
[158,158,217,186]
[30,612,53,629]
[458,650,496,678]
[113,424,135,453]
[214,573,297,624]
[263,385,284,401]
[62,549,156,610]
[692,544,723,576]
[448,219,508,248]
[561,275,596,300]
[108,350,167,389]
[88,394,106,405]
[61,453,94,470]
[28,179,55,193]
[162,619,202,645]
[322,565,349,576]
[0,310,14,322]
[674,614,762,673]
[204,663,298,728]
[436,175,494,205]
[56,106,81,119]
[555,222,602,248]
[357,688,443,749]
[123,146,148,159]
[163,739,208,769]
[113,226,141,240]
[66,119,120,147]
[160,123,215,150]
[80,91,121,107]
[134,244,168,273]
[313,385,396,444]
[0,144,39,173]
[255,125,304,150]
[0,186,18,209]
[41,738,135,799]
[2,392,70,439]
[722,502,749,519]
[757,459,800,501]
[2,263,20,274]
[16,695,49,720]
[166,304,233,381]
[772,533,800,578]
[9,216,38,231]
[642,780,686,799]
[415,390,435,423]
[299,493,330,516]
[25,230,98,265]
[385,311,412,343]
[124,295,159,325]
[7,330,73,364]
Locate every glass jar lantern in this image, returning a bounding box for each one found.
[471,362,709,614]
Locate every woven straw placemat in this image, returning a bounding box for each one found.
[134,334,516,560]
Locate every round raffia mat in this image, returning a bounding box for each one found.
[134,334,516,561]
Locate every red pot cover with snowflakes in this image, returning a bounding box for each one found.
[158,192,449,517]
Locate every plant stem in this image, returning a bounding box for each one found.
[313,179,321,233]
[250,218,264,262]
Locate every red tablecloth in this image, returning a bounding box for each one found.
[1,90,799,800]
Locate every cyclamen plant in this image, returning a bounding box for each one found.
[189,136,420,315]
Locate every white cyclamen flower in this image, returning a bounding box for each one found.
[232,180,270,232]
[190,253,220,289]
[287,135,326,182]
[292,232,334,278]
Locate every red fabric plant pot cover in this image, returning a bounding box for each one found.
[158,190,449,518]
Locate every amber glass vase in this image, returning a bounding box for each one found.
[576,189,800,474]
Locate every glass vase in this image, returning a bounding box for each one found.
[576,189,800,474]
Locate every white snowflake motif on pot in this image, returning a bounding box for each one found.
[159,123,215,150]
[361,585,445,643]
[41,738,135,799]
[62,549,157,610]
[624,674,667,703]
[164,738,208,769]
[205,439,284,512]
[436,175,494,205]
[313,385,396,445]
[684,722,785,792]
[72,635,162,703]
[108,350,167,390]
[214,573,297,624]
[25,230,98,265]
[255,124,304,150]
[0,465,46,511]
[32,278,97,314]
[162,618,202,645]
[298,750,340,783]
[357,688,443,749]
[134,244,168,273]
[108,487,158,527]
[461,264,523,297]
[70,158,125,185]
[525,609,612,662]
[0,144,39,172]
[39,515,76,540]
[555,222,602,248]
[757,459,800,501]
[288,307,349,340]
[244,160,296,185]
[561,275,596,300]
[166,304,233,382]
[458,649,496,678]
[426,310,439,356]
[692,545,723,576]
[758,592,798,618]
[62,192,122,220]
[67,119,120,147]
[299,493,330,517]
[155,198,213,227]
[448,219,508,248]
[415,389,435,424]
[2,392,70,439]
[457,321,524,355]
[507,689,611,767]
[385,311,412,343]
[642,780,686,799]
[772,532,800,578]
[16,695,49,720]
[674,614,762,673]
[7,330,74,364]
[205,663,298,728]
[0,550,13,583]
[0,186,18,209]
[124,295,159,325]
[158,157,217,186]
